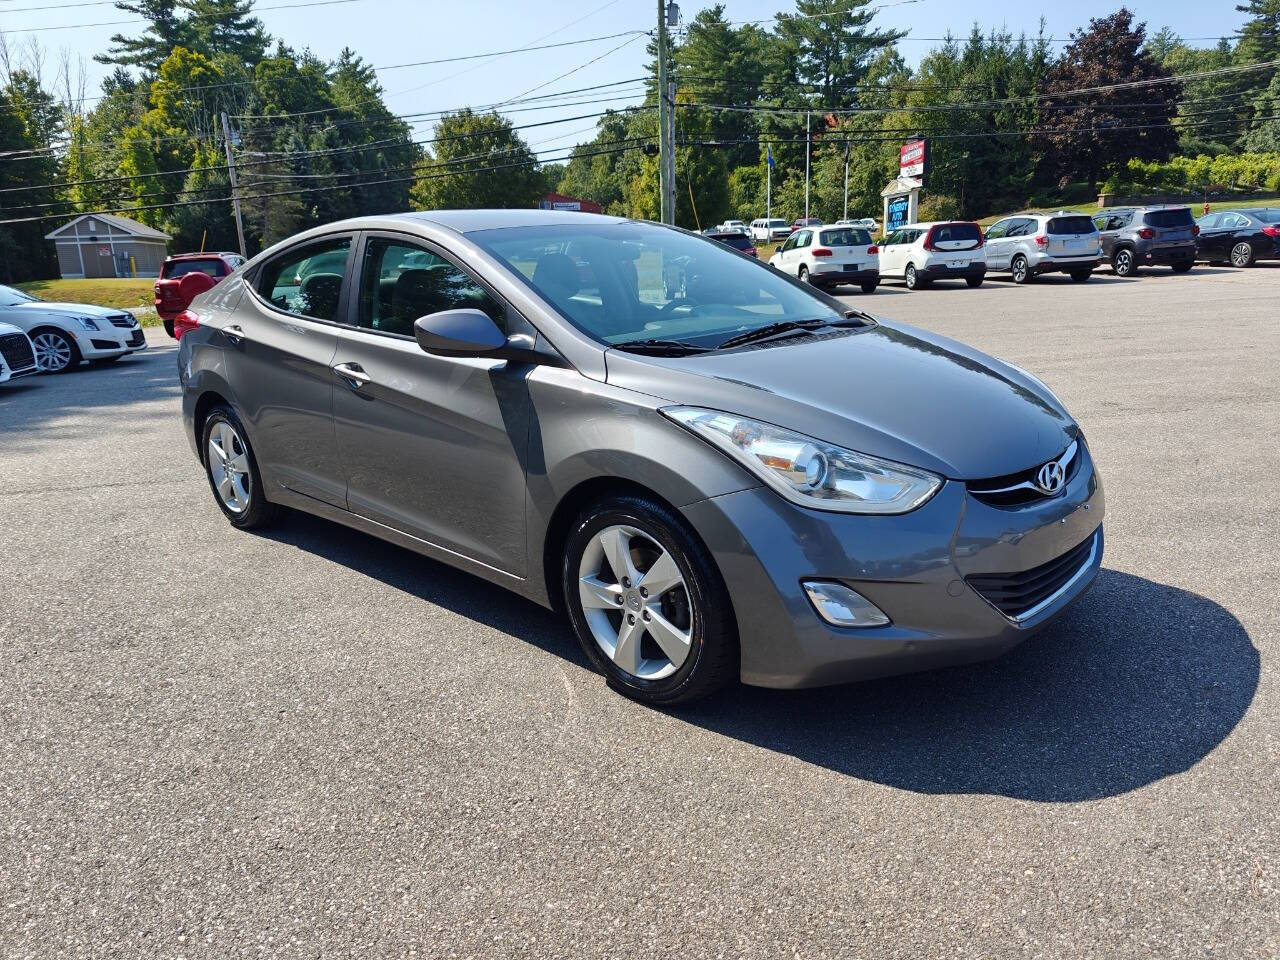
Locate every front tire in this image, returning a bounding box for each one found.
[202,405,277,530]
[31,328,80,373]
[860,280,878,294]
[1230,242,1254,268]
[965,276,984,288]
[1112,248,1136,277]
[563,494,737,706]
[1070,270,1092,282]
[1171,260,1194,273]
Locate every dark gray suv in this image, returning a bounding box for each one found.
[1092,206,1198,276]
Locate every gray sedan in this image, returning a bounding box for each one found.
[178,210,1104,706]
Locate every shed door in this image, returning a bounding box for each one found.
[94,244,116,278]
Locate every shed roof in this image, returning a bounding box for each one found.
[45,213,171,241]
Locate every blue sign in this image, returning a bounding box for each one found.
[886,195,910,231]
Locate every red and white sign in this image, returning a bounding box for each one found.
[900,139,927,179]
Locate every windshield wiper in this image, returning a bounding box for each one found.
[715,317,857,351]
[610,337,710,356]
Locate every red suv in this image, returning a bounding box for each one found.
[155,252,245,338]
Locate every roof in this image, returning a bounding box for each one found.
[398,209,629,233]
[166,251,240,260]
[45,212,171,241]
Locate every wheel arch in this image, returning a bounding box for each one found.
[192,389,232,465]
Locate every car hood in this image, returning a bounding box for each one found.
[604,320,1076,480]
[6,301,130,319]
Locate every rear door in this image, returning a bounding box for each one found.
[328,231,532,575]
[228,234,353,506]
[1045,214,1098,258]
[1195,213,1227,259]
[929,222,983,267]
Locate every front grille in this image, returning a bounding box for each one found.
[127,329,145,346]
[968,439,1082,507]
[108,313,136,328]
[966,531,1098,621]
[0,333,36,370]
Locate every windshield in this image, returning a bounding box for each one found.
[1144,208,1193,228]
[472,223,852,348]
[0,284,38,306]
[767,220,788,228]
[819,227,872,247]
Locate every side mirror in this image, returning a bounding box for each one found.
[413,308,507,357]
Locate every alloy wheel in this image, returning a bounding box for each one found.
[1011,256,1028,283]
[32,332,73,372]
[1231,242,1253,267]
[1114,249,1133,276]
[577,524,693,681]
[207,420,252,514]
[905,264,917,289]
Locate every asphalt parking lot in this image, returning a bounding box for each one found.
[2,265,1277,958]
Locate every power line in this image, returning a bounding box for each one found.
[0,0,362,33]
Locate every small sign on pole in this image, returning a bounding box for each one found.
[899,138,928,183]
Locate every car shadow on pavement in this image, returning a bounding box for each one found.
[684,569,1259,802]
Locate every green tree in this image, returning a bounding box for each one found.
[97,0,189,71]
[775,0,906,109]
[0,71,63,281]
[181,0,267,65]
[410,110,541,211]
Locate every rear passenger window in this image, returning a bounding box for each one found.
[258,237,351,322]
[358,238,506,337]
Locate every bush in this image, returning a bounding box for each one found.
[917,193,961,221]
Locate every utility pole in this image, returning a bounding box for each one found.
[843,139,850,221]
[221,112,247,258]
[656,0,673,225]
[804,110,811,219]
[666,79,676,223]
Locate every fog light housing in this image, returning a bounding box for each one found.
[802,580,891,628]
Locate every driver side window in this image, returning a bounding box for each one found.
[780,234,798,253]
[986,220,1009,240]
[258,237,351,322]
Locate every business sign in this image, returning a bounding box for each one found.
[900,139,928,181]
[886,195,911,231]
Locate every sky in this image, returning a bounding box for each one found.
[0,0,1255,161]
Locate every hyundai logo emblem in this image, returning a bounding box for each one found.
[1035,460,1066,495]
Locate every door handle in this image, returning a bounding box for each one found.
[332,361,372,389]
[223,324,246,345]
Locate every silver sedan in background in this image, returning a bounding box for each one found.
[178,211,1104,706]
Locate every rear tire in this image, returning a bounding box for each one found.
[1112,248,1136,277]
[1230,242,1254,268]
[1010,254,1031,284]
[202,405,278,530]
[860,281,878,294]
[163,318,176,338]
[798,265,810,284]
[563,494,737,707]
[1171,260,1194,273]
[904,263,923,290]
[1070,270,1092,282]
[965,276,984,288]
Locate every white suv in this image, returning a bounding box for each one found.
[768,224,879,293]
[984,212,1102,283]
[878,221,987,290]
[0,321,39,384]
[750,218,792,243]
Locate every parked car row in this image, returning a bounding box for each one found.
[764,205,1277,293]
[0,283,148,375]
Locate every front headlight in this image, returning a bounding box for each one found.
[75,317,100,331]
[664,407,942,514]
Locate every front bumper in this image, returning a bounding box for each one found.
[76,324,148,358]
[921,262,986,281]
[682,446,1104,689]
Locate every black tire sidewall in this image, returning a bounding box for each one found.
[562,497,732,705]
[201,406,272,529]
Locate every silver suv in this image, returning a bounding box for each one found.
[984,212,1102,283]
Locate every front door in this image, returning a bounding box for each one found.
[329,232,532,576]
[225,234,353,507]
[984,219,1011,270]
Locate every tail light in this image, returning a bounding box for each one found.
[1262,225,1280,238]
[1192,224,1200,236]
[746,247,757,257]
[922,226,937,251]
[811,247,834,258]
[1034,234,1047,247]
[867,245,878,255]
[173,308,200,340]
[1138,227,1155,239]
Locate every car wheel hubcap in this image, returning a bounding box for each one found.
[1232,244,1250,266]
[1013,259,1026,281]
[1116,252,1131,273]
[207,420,252,514]
[906,266,915,287]
[33,333,71,371]
[578,525,692,681]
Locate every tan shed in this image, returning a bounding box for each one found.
[44,214,171,279]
